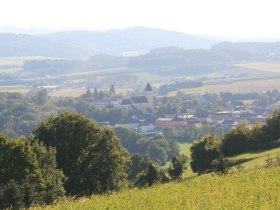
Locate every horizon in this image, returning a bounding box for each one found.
[1,0,280,40]
[1,25,280,42]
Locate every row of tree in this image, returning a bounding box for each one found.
[0,112,188,209]
[190,110,280,174]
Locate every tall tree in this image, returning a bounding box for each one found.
[33,112,130,195]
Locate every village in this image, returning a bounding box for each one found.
[69,82,280,135]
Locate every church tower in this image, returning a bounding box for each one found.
[143,83,153,109]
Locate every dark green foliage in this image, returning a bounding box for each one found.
[114,127,178,166]
[33,112,130,195]
[128,154,151,182]
[262,110,280,142]
[0,135,65,208]
[135,162,164,188]
[0,180,24,210]
[168,155,188,179]
[190,134,222,174]
[147,136,169,166]
[222,124,251,156]
[211,154,228,174]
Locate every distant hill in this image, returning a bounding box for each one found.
[0,27,217,58]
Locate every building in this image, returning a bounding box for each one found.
[116,83,154,113]
[154,117,187,128]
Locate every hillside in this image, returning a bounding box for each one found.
[37,167,280,210]
[0,27,217,58]
[35,146,280,210]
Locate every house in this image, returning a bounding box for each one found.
[138,123,156,133]
[154,117,187,128]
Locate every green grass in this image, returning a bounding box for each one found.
[179,143,192,157]
[229,147,280,172]
[36,146,280,210]
[38,167,280,210]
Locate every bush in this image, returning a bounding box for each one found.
[190,134,222,174]
[222,123,251,156]
[135,162,165,188]
[168,155,188,179]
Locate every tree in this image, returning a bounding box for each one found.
[33,112,130,195]
[0,180,23,210]
[135,162,163,188]
[222,123,251,156]
[262,110,280,142]
[168,155,188,179]
[0,135,65,208]
[147,137,169,166]
[98,90,105,100]
[211,154,228,174]
[110,85,116,95]
[128,154,151,182]
[93,88,99,99]
[33,89,48,105]
[85,87,92,98]
[190,134,222,174]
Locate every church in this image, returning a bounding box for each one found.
[116,83,154,113]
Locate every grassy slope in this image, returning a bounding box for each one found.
[39,167,280,210]
[229,147,280,171]
[39,145,280,209]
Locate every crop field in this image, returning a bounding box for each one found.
[38,167,280,210]
[0,56,51,74]
[0,86,30,93]
[237,62,280,74]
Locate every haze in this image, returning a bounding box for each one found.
[1,0,280,39]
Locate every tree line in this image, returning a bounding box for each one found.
[190,110,280,174]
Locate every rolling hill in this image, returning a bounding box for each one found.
[0,27,217,59]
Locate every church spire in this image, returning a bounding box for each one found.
[145,83,153,91]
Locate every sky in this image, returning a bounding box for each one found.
[1,0,280,38]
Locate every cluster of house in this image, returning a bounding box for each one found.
[91,82,280,134]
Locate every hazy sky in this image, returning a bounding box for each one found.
[1,0,280,38]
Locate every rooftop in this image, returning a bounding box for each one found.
[131,96,149,104]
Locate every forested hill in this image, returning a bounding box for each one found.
[0,27,217,58]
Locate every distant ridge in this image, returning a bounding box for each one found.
[0,27,218,58]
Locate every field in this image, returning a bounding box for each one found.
[237,62,280,74]
[37,167,280,210]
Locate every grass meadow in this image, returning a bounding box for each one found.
[37,167,280,210]
[36,144,280,209]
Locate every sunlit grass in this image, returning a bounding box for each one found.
[38,167,280,210]
[229,147,280,171]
